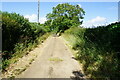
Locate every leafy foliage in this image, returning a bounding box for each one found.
[63,22,120,79]
[2,11,48,70]
[45,3,85,33]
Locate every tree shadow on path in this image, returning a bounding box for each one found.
[70,57,87,80]
[70,70,87,80]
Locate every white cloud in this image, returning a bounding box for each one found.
[78,4,82,7]
[109,6,117,10]
[90,16,106,23]
[24,14,47,24]
[39,17,47,24]
[82,16,107,28]
[24,14,37,22]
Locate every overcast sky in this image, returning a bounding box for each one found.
[2,1,118,27]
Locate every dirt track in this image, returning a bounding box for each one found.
[18,36,85,78]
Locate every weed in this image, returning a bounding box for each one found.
[49,57,63,62]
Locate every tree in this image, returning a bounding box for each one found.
[46,3,85,33]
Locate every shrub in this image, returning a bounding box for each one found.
[63,22,120,79]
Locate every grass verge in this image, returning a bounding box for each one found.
[62,26,119,80]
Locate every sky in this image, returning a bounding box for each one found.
[1,0,120,2]
[2,1,118,27]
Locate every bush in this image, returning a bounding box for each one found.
[2,11,47,59]
[63,22,120,79]
[2,11,50,71]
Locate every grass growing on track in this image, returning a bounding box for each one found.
[49,57,63,62]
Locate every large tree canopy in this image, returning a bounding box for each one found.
[46,3,85,32]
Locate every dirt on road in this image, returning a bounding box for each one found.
[17,36,85,79]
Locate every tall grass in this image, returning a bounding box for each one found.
[63,22,120,80]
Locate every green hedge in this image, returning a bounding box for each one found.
[2,11,48,71]
[64,22,120,79]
